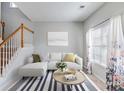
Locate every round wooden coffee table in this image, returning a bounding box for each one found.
[53,69,85,90]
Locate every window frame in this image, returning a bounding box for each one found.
[87,21,110,67]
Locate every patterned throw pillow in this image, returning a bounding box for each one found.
[32,54,41,63]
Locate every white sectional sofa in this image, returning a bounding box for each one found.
[19,52,83,77]
[19,62,47,77]
[47,53,83,70]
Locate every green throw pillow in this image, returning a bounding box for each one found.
[32,54,41,63]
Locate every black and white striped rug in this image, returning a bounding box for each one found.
[12,71,98,91]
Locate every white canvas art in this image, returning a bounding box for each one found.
[48,32,68,46]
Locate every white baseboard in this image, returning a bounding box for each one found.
[0,78,21,91]
[6,78,22,91]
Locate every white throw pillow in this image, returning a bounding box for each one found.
[49,53,62,61]
[27,56,33,64]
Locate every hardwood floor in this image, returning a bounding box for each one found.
[83,69,107,91]
[86,74,107,91]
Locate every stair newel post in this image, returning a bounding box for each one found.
[1,22,5,40]
[21,24,24,48]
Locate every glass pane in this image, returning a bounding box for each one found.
[92,38,101,46]
[92,28,101,38]
[94,54,101,63]
[92,47,101,55]
[101,47,107,65]
[92,29,102,46]
[87,22,109,66]
[102,36,108,45]
[92,47,101,63]
[101,25,109,46]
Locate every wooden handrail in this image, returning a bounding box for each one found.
[21,24,24,48]
[23,24,34,33]
[0,23,34,48]
[0,26,21,48]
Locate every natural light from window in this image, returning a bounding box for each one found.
[87,21,110,67]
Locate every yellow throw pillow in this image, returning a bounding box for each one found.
[63,54,76,62]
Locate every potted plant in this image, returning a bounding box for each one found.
[56,62,67,72]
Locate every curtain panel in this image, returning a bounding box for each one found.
[106,15,124,91]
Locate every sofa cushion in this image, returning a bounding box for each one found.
[47,61,58,70]
[19,62,47,76]
[63,62,81,70]
[20,63,47,69]
[63,53,76,62]
[49,53,62,61]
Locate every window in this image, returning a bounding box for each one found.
[86,21,110,67]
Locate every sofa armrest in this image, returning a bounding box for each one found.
[75,56,83,68]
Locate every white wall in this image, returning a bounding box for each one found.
[83,2,124,82]
[33,22,83,59]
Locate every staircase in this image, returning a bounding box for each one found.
[0,23,34,76]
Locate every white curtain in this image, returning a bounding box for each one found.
[107,15,124,90]
[86,29,92,74]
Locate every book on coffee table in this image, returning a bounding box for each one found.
[64,74,77,81]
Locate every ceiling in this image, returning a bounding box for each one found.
[15,2,104,22]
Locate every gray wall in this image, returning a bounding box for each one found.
[83,2,124,82]
[0,2,1,20]
[0,2,1,37]
[1,2,34,38]
[33,22,83,59]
